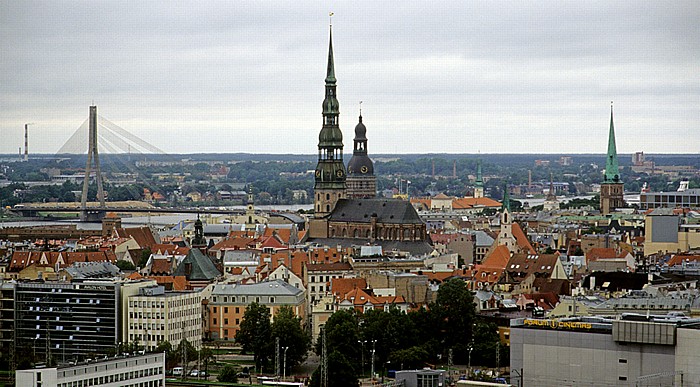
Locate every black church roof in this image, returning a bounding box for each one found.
[329,199,424,225]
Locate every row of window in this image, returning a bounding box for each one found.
[211,296,276,304]
[129,297,200,309]
[59,366,163,387]
[212,317,240,326]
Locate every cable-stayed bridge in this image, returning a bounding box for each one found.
[13,106,239,221]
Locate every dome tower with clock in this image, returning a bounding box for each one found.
[346,109,376,199]
[314,26,347,218]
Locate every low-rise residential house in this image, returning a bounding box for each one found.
[267,264,304,290]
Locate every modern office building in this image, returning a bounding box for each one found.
[510,315,700,386]
[14,281,120,362]
[127,285,202,351]
[0,282,14,367]
[16,352,165,387]
[640,188,700,210]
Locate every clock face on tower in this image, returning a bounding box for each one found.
[336,169,344,178]
[315,170,321,178]
[360,166,368,173]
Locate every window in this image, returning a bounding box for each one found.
[619,359,627,363]
[619,376,627,381]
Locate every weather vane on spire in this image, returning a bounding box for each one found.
[329,12,334,26]
[359,100,363,116]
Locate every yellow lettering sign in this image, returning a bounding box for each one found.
[523,319,592,330]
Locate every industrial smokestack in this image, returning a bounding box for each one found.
[24,123,33,161]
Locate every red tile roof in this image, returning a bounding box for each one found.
[482,245,511,269]
[114,227,157,249]
[331,277,367,299]
[511,223,536,254]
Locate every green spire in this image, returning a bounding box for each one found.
[502,184,511,212]
[325,27,336,84]
[604,102,620,183]
[475,159,483,187]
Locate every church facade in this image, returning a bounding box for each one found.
[307,26,431,257]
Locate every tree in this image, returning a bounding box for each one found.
[217,364,238,383]
[389,346,430,370]
[176,338,198,367]
[235,302,272,371]
[309,350,359,387]
[154,341,179,369]
[271,306,311,372]
[431,278,476,363]
[138,248,152,268]
[315,309,360,365]
[216,364,238,383]
[115,260,136,271]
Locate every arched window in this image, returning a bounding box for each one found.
[353,229,359,238]
[326,205,330,212]
[342,228,348,237]
[326,193,330,200]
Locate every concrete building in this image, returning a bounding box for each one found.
[16,352,165,387]
[127,285,202,351]
[395,369,447,387]
[0,282,14,365]
[205,280,305,341]
[510,315,700,386]
[640,188,700,210]
[644,208,700,256]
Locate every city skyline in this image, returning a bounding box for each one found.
[1,1,698,155]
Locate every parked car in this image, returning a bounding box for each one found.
[189,369,199,377]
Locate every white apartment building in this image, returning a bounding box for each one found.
[127,285,202,350]
[16,352,165,387]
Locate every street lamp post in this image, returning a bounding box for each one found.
[468,344,473,373]
[283,346,289,380]
[357,340,367,378]
[370,339,377,380]
[512,367,523,387]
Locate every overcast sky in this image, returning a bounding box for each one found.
[1,1,698,155]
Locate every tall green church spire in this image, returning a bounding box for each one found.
[325,27,336,84]
[475,159,484,188]
[502,184,511,213]
[604,102,620,183]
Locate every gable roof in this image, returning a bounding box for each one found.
[331,277,368,299]
[667,254,700,267]
[504,253,560,282]
[587,247,627,262]
[173,248,221,281]
[329,199,424,224]
[482,245,511,269]
[452,197,502,209]
[114,227,158,249]
[511,222,536,254]
[151,244,190,256]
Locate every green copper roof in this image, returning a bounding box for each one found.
[475,159,484,187]
[502,184,511,212]
[325,28,336,84]
[604,104,620,183]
